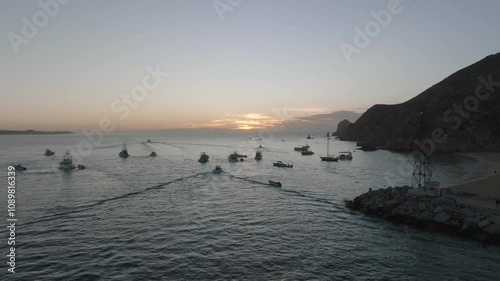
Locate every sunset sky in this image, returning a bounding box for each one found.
[1,0,500,131]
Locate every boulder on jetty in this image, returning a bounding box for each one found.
[345,186,500,245]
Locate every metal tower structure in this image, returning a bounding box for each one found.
[411,112,433,188]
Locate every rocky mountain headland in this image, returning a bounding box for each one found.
[336,53,500,153]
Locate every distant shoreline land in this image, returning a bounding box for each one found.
[0,130,73,135]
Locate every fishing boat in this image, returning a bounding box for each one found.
[273,161,293,168]
[301,150,314,155]
[294,145,309,152]
[119,144,129,158]
[269,180,282,187]
[213,165,223,174]
[228,152,241,162]
[59,150,76,170]
[338,151,353,160]
[198,152,209,163]
[44,149,55,156]
[150,151,157,157]
[320,132,338,162]
[255,151,262,160]
[14,164,27,170]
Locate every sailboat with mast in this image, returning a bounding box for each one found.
[320,131,338,161]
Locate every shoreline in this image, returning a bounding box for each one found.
[448,153,500,200]
[345,186,500,245]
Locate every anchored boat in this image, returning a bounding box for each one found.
[294,145,309,152]
[338,151,353,160]
[320,132,338,162]
[273,161,293,168]
[301,150,314,155]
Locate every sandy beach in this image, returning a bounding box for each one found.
[446,153,500,211]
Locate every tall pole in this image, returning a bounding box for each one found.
[327,131,330,156]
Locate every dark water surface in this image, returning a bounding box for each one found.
[1,133,499,280]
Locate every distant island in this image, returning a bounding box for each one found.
[0,130,73,135]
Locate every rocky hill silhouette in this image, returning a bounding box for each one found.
[340,53,500,153]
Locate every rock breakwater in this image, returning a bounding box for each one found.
[345,186,500,245]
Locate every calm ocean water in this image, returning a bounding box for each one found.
[1,132,499,280]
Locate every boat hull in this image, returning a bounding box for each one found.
[59,164,75,170]
[269,181,282,187]
[320,156,338,161]
[339,156,353,160]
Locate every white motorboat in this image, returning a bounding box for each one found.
[59,150,76,170]
[338,151,353,160]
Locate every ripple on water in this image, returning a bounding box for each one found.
[1,135,500,280]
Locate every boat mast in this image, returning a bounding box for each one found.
[326,131,330,156]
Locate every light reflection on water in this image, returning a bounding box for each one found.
[0,133,498,280]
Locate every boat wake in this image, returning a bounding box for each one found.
[94,142,141,150]
[23,170,345,227]
[223,172,344,211]
[23,172,210,227]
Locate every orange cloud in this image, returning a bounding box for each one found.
[179,107,336,130]
[181,112,284,130]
